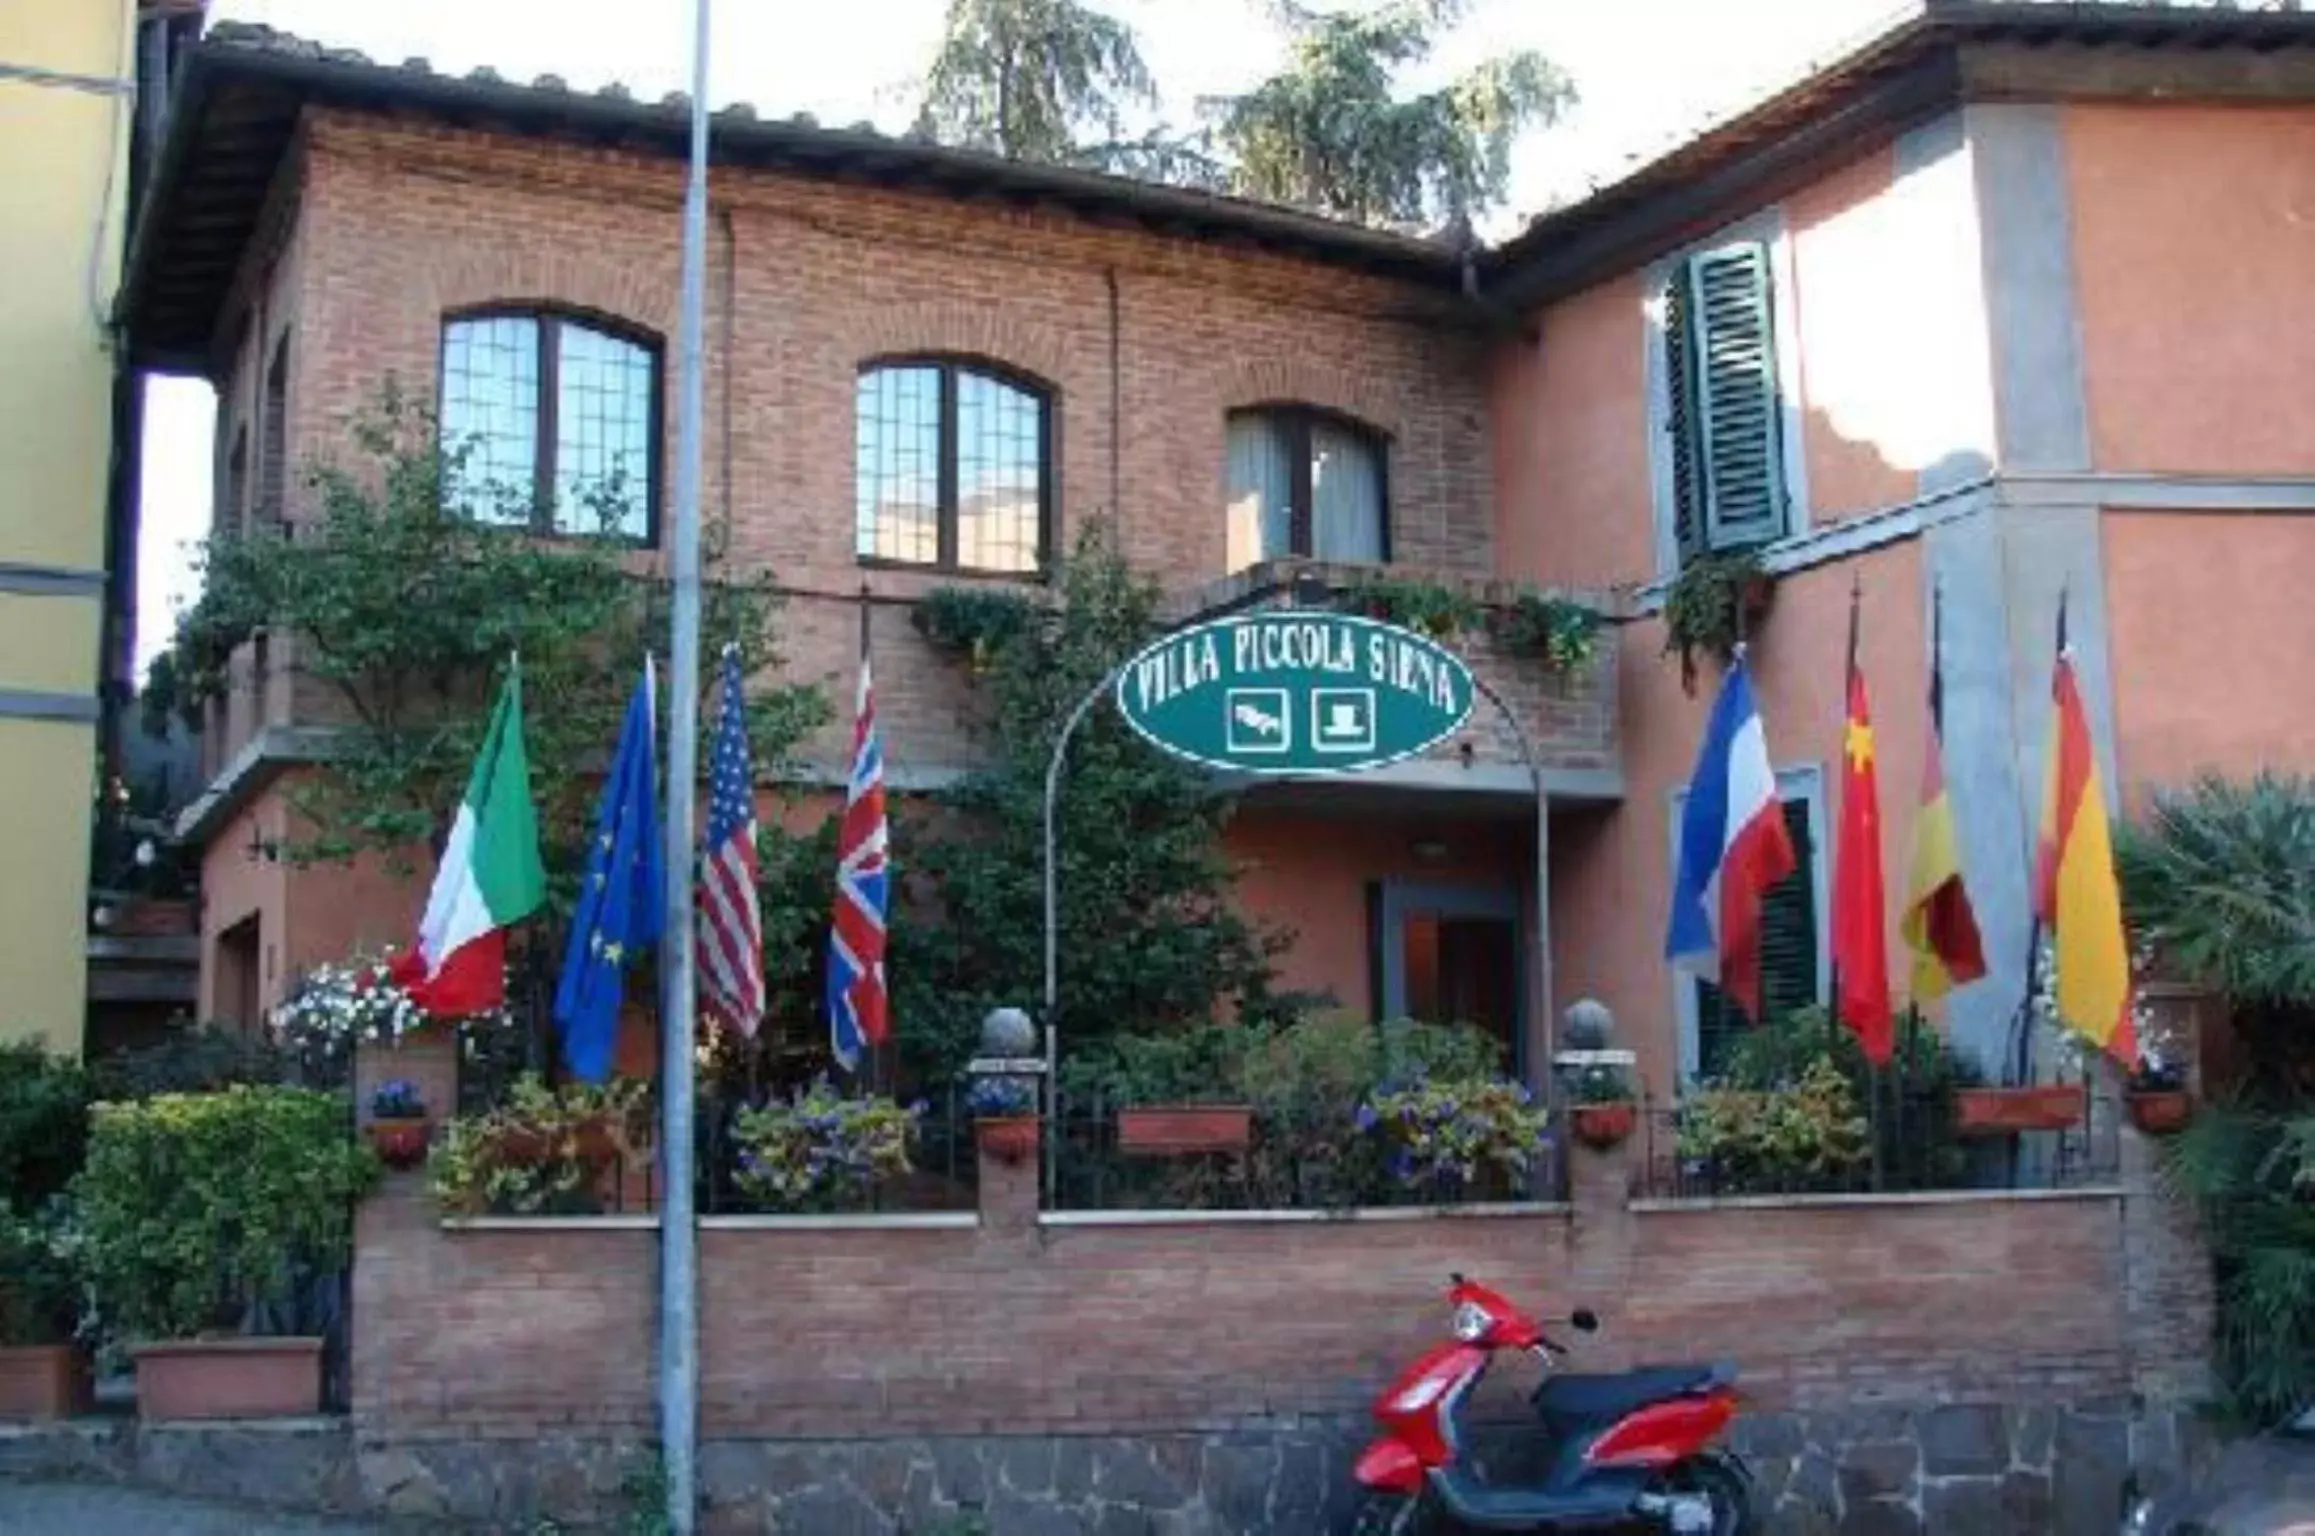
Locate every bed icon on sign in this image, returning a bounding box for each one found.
[1311,688,1377,754]
[1224,688,1291,754]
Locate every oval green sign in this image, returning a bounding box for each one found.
[1114,611,1475,776]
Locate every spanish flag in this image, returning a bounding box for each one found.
[2033,606,2137,1063]
[1902,590,1986,1003]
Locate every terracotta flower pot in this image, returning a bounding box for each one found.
[1117,1105,1253,1155]
[0,1344,92,1421]
[366,1115,431,1170]
[1570,1101,1637,1150]
[2127,1089,2194,1136]
[133,1337,322,1420]
[975,1116,1040,1167]
[1955,1084,2087,1137]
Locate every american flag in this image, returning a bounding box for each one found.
[827,652,889,1071]
[698,645,763,1035]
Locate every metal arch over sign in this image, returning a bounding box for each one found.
[1112,611,1475,775]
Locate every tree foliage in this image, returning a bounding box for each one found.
[147,386,826,896]
[886,521,1305,1078]
[916,0,1157,163]
[2119,771,2315,1102]
[1205,0,1572,229]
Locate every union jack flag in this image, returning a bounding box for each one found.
[828,651,890,1071]
[698,646,764,1035]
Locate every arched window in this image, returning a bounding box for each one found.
[439,308,660,539]
[1226,406,1388,571]
[856,359,1049,574]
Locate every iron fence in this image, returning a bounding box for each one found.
[1630,1087,2124,1201]
[1050,1088,1569,1213]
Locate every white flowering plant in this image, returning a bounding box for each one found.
[269,949,510,1080]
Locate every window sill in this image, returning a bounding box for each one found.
[855,556,1050,584]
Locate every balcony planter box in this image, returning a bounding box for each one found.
[0,1345,91,1421]
[1117,1105,1253,1155]
[133,1337,322,1420]
[975,1116,1040,1167]
[1954,1084,2086,1137]
[1569,1101,1637,1151]
[365,1115,431,1170]
[2126,1089,2195,1136]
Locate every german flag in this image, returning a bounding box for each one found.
[1902,589,1986,1003]
[2034,602,2137,1063]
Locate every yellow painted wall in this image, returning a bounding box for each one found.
[0,0,135,1053]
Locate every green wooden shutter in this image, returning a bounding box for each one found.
[1677,241,1786,552]
[1664,268,1705,561]
[1693,796,1819,1080]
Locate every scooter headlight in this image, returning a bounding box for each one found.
[1451,1300,1491,1342]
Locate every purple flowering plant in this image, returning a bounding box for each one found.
[369,1077,426,1120]
[731,1078,920,1212]
[1356,1076,1551,1196]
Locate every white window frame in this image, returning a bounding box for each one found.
[1642,206,1811,578]
[1667,761,1830,1086]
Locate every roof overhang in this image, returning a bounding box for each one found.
[1482,1,2315,312]
[119,28,1468,372]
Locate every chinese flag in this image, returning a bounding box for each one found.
[1833,610,1894,1064]
[2035,632,2137,1064]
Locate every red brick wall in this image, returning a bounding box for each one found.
[352,1137,2143,1443]
[232,112,1494,784]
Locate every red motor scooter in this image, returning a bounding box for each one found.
[1350,1274,1756,1534]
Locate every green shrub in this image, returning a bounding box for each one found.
[0,1040,91,1210]
[89,1021,289,1099]
[0,1201,78,1346]
[1357,1076,1551,1197]
[71,1086,378,1342]
[1677,1059,1871,1193]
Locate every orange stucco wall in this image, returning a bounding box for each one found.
[2105,512,2315,803]
[1228,805,1529,1019]
[1494,125,1993,594]
[2067,103,2315,475]
[1552,543,1931,1094]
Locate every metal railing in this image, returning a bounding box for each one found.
[1629,1089,2123,1201]
[1050,1088,1568,1213]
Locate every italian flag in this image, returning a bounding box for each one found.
[391,662,547,1016]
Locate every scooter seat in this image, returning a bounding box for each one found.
[1533,1362,1732,1425]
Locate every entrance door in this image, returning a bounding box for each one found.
[1378,882,1524,1077]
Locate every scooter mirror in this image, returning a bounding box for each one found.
[1570,1308,1600,1332]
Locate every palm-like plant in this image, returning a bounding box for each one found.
[2121,772,2315,1424]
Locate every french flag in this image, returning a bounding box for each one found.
[1666,658,1797,1022]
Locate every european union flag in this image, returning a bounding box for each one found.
[554,659,664,1082]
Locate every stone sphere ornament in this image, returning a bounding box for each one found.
[1563,997,1616,1051]
[980,1006,1038,1058]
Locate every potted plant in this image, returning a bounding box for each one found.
[269,951,509,1085]
[728,1079,921,1213]
[1336,575,1480,641]
[1355,1076,1552,1202]
[1675,1060,1871,1194]
[1566,1063,1638,1150]
[429,1075,653,1216]
[1661,547,1772,694]
[969,1077,1041,1166]
[71,1086,378,1420]
[1117,1101,1255,1155]
[1952,1081,2089,1135]
[0,1202,90,1420]
[912,586,1036,676]
[2124,1055,2193,1135]
[1491,590,1602,676]
[366,1078,431,1169]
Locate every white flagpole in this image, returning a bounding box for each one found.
[659,0,711,1529]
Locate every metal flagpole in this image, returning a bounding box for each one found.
[659,1,712,1530]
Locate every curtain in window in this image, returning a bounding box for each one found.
[1310,419,1383,562]
[1226,413,1294,570]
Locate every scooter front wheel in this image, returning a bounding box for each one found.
[1349,1488,1429,1536]
[1645,1452,1759,1536]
